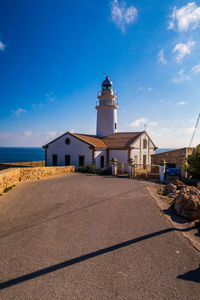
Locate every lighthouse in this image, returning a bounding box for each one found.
[96,76,118,137]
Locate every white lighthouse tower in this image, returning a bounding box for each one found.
[96,76,118,137]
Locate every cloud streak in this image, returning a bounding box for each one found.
[172,69,190,83]
[158,49,167,64]
[168,2,200,31]
[111,0,138,32]
[0,40,6,51]
[173,41,195,62]
[13,108,27,117]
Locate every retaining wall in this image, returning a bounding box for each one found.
[0,166,75,193]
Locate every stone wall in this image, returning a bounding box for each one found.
[151,147,195,176]
[0,166,75,194]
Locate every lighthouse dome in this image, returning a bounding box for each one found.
[102,76,112,90]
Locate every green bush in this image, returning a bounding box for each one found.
[187,144,200,179]
[78,164,111,175]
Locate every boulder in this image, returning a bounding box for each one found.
[167,192,177,198]
[163,183,177,195]
[174,186,200,220]
[175,179,185,190]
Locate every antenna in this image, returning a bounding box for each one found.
[144,124,147,131]
[189,113,200,147]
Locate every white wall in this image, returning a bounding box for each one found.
[96,107,117,137]
[46,133,92,168]
[95,150,106,168]
[130,133,156,165]
[109,150,128,164]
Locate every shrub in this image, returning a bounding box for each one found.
[187,144,200,179]
[78,164,111,175]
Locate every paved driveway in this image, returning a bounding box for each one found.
[0,173,199,299]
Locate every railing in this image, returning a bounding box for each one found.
[133,164,160,179]
[96,99,118,106]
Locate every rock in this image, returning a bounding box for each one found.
[175,179,185,190]
[167,192,177,198]
[197,182,200,191]
[164,183,177,195]
[174,186,200,220]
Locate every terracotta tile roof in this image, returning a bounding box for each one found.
[73,132,144,149]
[102,132,144,148]
[72,133,107,148]
[43,131,147,149]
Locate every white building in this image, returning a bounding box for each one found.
[43,77,157,169]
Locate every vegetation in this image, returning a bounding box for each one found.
[3,185,16,193]
[187,144,200,179]
[78,164,111,175]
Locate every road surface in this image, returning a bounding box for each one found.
[0,173,199,299]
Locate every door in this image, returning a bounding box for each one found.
[100,156,104,168]
[143,155,147,169]
[52,154,58,166]
[65,155,71,166]
[79,155,85,167]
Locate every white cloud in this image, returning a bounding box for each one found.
[111,0,138,32]
[0,41,6,51]
[177,127,195,134]
[24,131,32,137]
[172,69,190,83]
[13,108,27,116]
[176,101,187,105]
[173,41,195,62]
[189,116,198,124]
[158,49,167,64]
[138,87,152,91]
[130,117,148,128]
[45,131,57,138]
[191,63,200,73]
[168,2,200,31]
[148,121,158,127]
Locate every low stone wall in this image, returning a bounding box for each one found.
[0,166,75,193]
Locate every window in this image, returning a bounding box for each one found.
[143,139,147,149]
[52,154,58,166]
[65,138,71,145]
[65,155,71,166]
[100,156,104,168]
[143,155,147,169]
[79,155,85,167]
[115,123,117,130]
[134,155,138,164]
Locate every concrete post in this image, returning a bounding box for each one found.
[111,157,117,176]
[128,158,134,178]
[160,160,166,183]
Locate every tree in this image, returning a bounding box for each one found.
[187,144,200,179]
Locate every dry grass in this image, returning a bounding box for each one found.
[0,161,45,171]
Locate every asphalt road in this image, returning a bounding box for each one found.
[0,173,199,299]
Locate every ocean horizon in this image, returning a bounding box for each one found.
[0,147,176,164]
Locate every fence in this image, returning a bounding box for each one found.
[133,164,160,179]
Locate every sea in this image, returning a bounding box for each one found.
[0,147,176,163]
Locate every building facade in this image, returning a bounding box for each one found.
[151,147,195,176]
[43,77,157,168]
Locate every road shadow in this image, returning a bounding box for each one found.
[0,226,193,290]
[162,208,189,225]
[177,266,200,283]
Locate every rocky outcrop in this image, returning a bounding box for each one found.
[174,186,200,220]
[163,183,177,195]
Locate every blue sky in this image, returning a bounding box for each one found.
[0,0,200,148]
